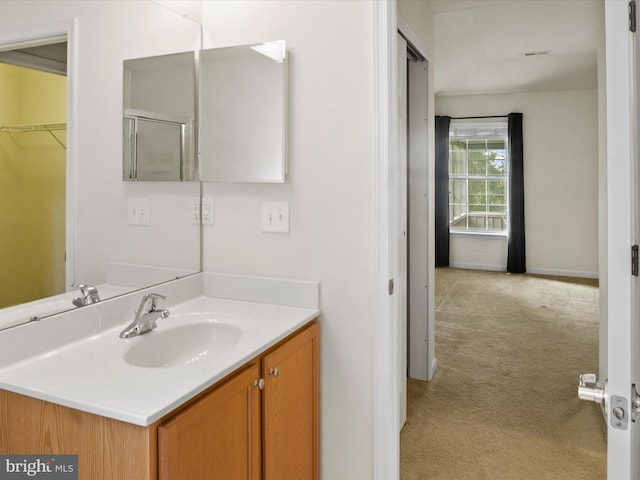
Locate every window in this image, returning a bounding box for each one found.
[449,120,508,233]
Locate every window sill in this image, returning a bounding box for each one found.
[450,230,507,240]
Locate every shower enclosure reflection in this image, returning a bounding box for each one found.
[123,51,196,182]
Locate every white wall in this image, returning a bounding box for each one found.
[0,1,202,287]
[1,1,436,477]
[200,1,376,478]
[436,89,599,278]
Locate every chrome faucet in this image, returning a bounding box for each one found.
[119,293,170,339]
[72,284,101,307]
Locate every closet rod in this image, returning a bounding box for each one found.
[0,123,66,133]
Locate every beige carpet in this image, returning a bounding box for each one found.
[400,268,606,480]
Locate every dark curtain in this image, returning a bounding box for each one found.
[435,116,451,267]
[507,113,526,273]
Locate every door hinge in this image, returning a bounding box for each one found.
[388,278,394,295]
[633,245,639,276]
[631,1,637,32]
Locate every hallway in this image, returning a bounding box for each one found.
[400,268,606,479]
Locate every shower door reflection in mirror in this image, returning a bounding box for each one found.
[123,51,196,182]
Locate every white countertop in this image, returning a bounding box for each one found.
[0,292,319,426]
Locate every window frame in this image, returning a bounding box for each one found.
[448,120,509,236]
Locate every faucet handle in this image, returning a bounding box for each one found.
[71,284,100,305]
[72,283,90,295]
[143,293,168,310]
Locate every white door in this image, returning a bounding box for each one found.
[406,46,431,382]
[397,33,408,430]
[581,2,639,478]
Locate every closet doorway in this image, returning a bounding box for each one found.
[397,22,431,429]
[0,41,67,309]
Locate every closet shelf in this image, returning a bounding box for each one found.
[0,123,67,149]
[0,122,66,133]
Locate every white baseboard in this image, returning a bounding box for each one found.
[526,267,599,279]
[449,262,506,272]
[448,263,599,280]
[430,357,438,380]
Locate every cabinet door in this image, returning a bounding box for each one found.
[158,363,261,480]
[263,322,320,480]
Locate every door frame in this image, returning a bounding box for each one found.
[0,19,78,291]
[373,1,399,477]
[397,31,408,429]
[399,18,435,382]
[604,1,638,478]
[373,1,436,476]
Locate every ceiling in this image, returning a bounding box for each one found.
[431,0,602,96]
[0,42,67,76]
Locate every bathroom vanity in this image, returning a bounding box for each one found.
[0,273,320,480]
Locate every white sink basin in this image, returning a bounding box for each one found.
[123,320,242,368]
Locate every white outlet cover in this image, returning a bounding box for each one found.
[202,197,214,225]
[262,201,289,233]
[190,198,201,224]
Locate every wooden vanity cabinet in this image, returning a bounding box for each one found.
[158,363,262,480]
[0,389,160,480]
[158,320,319,480]
[262,320,320,480]
[0,320,319,480]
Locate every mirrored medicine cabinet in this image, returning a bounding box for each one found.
[0,40,287,333]
[123,41,287,183]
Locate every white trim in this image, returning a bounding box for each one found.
[526,267,599,279]
[448,263,599,279]
[604,1,635,476]
[449,262,507,272]
[66,19,78,291]
[0,19,78,292]
[431,357,438,378]
[373,0,398,478]
[397,17,429,61]
[0,32,67,52]
[450,230,507,239]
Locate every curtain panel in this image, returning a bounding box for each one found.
[435,116,451,267]
[507,112,526,273]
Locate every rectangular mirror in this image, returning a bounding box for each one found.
[123,51,196,182]
[199,41,287,183]
[0,1,203,333]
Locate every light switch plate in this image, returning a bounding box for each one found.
[128,198,150,226]
[262,201,289,233]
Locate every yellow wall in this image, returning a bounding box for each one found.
[0,64,66,308]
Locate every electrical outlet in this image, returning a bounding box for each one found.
[191,198,201,224]
[262,201,290,233]
[128,198,150,226]
[202,197,214,224]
